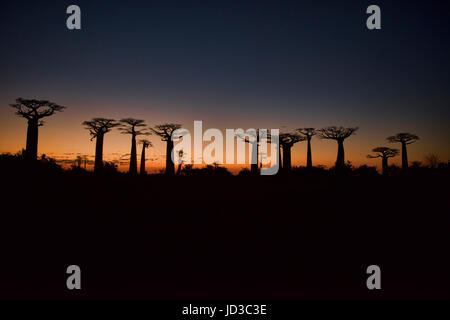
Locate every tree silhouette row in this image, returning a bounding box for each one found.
[10,98,420,175]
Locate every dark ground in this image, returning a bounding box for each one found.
[1,157,449,300]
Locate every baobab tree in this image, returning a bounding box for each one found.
[176,150,185,175]
[119,118,149,175]
[279,133,305,171]
[297,128,316,168]
[367,147,399,175]
[9,98,66,160]
[237,129,274,174]
[317,126,358,169]
[150,123,182,175]
[386,133,419,169]
[139,139,152,175]
[82,118,119,173]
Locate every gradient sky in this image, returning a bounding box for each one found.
[1,0,449,172]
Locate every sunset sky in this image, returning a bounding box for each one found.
[1,0,449,172]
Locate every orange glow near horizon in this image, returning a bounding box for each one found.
[1,97,448,174]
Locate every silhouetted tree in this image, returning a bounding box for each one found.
[317,126,358,169]
[176,150,185,175]
[237,130,259,174]
[386,133,419,169]
[150,123,182,175]
[139,139,152,175]
[279,133,305,171]
[297,128,316,168]
[424,153,440,169]
[10,98,66,160]
[367,147,399,175]
[119,118,149,175]
[237,129,274,175]
[82,118,119,174]
[75,155,82,168]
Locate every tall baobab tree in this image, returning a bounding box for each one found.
[237,129,274,174]
[119,118,149,175]
[150,123,182,175]
[9,98,66,160]
[176,150,185,175]
[317,126,358,169]
[279,133,305,171]
[82,118,119,173]
[139,139,152,175]
[367,147,399,175]
[297,128,316,168]
[386,133,419,169]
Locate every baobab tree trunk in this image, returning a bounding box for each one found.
[25,119,39,160]
[336,139,345,169]
[251,140,258,175]
[94,133,104,173]
[166,139,175,175]
[129,134,138,175]
[278,143,282,171]
[401,142,408,169]
[382,156,388,176]
[140,144,146,175]
[282,146,292,171]
[306,137,312,168]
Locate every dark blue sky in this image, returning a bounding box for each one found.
[2,0,449,104]
[1,0,449,164]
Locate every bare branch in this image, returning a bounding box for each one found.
[139,139,153,148]
[386,133,419,144]
[150,123,182,141]
[82,118,120,139]
[367,147,399,159]
[9,98,66,123]
[296,128,316,139]
[279,132,305,148]
[317,126,359,140]
[118,118,150,136]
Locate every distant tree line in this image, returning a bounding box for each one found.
[9,98,422,175]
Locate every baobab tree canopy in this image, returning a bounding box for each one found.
[296,128,316,138]
[150,123,182,140]
[82,118,120,140]
[386,133,419,144]
[317,126,358,140]
[118,118,148,135]
[367,147,399,158]
[139,139,153,148]
[279,132,305,147]
[10,98,66,123]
